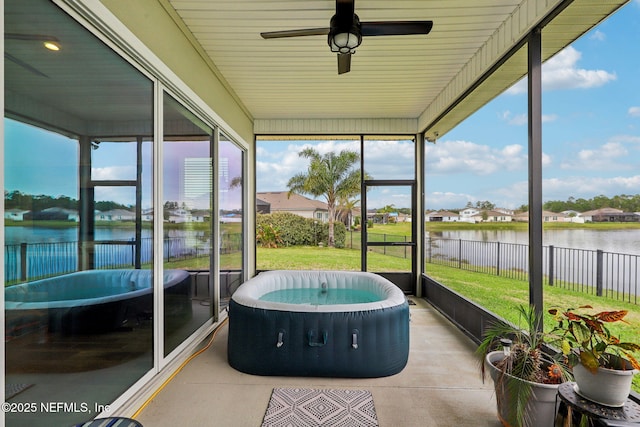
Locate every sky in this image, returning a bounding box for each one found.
[4,121,243,210]
[257,1,640,211]
[5,2,640,212]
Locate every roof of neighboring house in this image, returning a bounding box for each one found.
[495,208,515,214]
[580,207,624,216]
[543,210,567,217]
[481,210,513,217]
[42,207,77,215]
[427,210,459,217]
[257,192,327,211]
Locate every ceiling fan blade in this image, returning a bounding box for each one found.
[4,52,50,78]
[337,53,351,74]
[4,33,60,42]
[361,21,433,37]
[261,28,329,39]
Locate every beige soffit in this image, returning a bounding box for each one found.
[164,0,627,136]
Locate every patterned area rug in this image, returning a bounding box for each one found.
[262,388,378,427]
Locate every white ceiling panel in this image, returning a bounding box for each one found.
[168,0,527,124]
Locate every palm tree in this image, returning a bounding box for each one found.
[337,195,360,230]
[287,148,362,247]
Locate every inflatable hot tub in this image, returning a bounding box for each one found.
[5,269,191,335]
[227,270,409,378]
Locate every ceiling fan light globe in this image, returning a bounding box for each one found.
[329,32,360,54]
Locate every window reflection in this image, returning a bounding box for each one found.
[162,93,214,356]
[219,135,244,310]
[4,0,154,425]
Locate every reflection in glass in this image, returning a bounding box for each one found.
[219,135,244,310]
[91,142,138,181]
[4,0,154,424]
[163,93,214,356]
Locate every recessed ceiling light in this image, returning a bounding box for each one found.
[44,41,61,51]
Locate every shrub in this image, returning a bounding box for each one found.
[256,223,283,248]
[257,212,346,248]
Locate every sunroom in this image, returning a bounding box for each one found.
[2,0,634,426]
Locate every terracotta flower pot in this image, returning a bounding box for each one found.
[573,361,636,407]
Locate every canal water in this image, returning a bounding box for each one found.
[428,228,640,256]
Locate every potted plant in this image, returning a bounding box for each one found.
[477,305,571,427]
[549,305,640,407]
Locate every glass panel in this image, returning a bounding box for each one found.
[4,0,154,425]
[366,185,413,243]
[424,43,529,323]
[219,134,244,311]
[162,93,214,356]
[255,137,361,271]
[366,246,412,273]
[363,136,415,180]
[91,142,137,181]
[540,6,640,329]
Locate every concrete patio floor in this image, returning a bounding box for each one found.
[136,297,501,426]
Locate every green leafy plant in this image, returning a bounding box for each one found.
[256,212,346,248]
[477,305,571,426]
[548,305,640,373]
[256,224,283,248]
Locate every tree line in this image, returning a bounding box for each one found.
[4,190,130,212]
[518,194,640,213]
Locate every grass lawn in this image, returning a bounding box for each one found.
[426,262,640,391]
[257,246,410,271]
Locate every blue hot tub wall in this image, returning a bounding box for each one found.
[227,299,409,378]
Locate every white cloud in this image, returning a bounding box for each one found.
[498,110,512,121]
[506,46,616,94]
[629,106,640,117]
[609,134,640,144]
[256,139,415,193]
[590,30,606,41]
[360,139,416,179]
[426,191,475,210]
[91,166,136,180]
[499,111,558,126]
[509,113,527,126]
[560,140,632,171]
[426,140,528,175]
